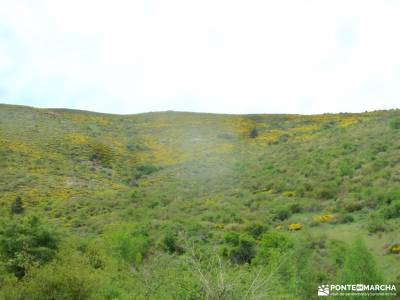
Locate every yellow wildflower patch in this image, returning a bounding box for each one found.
[66,133,89,145]
[288,223,302,231]
[313,214,334,223]
[390,244,400,254]
[213,224,225,230]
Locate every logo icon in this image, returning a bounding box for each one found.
[356,284,364,291]
[318,285,330,296]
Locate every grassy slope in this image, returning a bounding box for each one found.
[1,104,400,293]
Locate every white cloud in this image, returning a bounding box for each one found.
[0,0,399,114]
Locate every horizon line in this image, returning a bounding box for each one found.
[1,102,399,117]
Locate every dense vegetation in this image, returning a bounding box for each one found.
[0,104,399,299]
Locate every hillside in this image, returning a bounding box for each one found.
[0,103,400,299]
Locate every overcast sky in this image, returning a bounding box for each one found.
[0,0,400,114]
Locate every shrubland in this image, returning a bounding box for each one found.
[0,104,399,299]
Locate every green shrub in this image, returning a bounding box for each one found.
[18,253,101,300]
[89,142,113,165]
[360,187,400,208]
[10,196,24,215]
[131,164,160,182]
[106,225,150,265]
[314,183,337,200]
[366,214,387,234]
[136,164,159,176]
[289,203,303,214]
[382,200,400,219]
[255,232,293,265]
[371,142,388,155]
[245,222,268,239]
[222,232,256,264]
[0,216,59,278]
[344,201,363,213]
[338,161,354,177]
[249,128,258,138]
[274,208,291,221]
[78,241,107,270]
[162,231,183,254]
[338,214,354,224]
[389,118,400,129]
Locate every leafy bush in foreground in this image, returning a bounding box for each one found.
[254,232,293,265]
[0,216,59,279]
